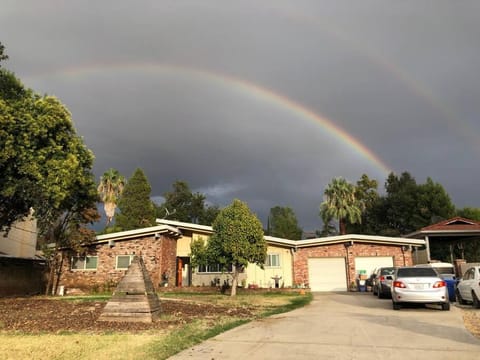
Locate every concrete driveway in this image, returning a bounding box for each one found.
[168,292,480,360]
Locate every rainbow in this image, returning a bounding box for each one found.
[24,62,392,175]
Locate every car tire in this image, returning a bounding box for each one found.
[441,302,450,311]
[456,289,467,305]
[472,291,480,309]
[392,301,401,310]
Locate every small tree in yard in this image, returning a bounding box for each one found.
[193,199,267,296]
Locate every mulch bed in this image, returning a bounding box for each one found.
[0,297,255,333]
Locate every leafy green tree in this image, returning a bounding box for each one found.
[416,177,455,224]
[267,206,302,239]
[0,68,98,237]
[115,168,155,230]
[320,177,362,235]
[193,199,266,296]
[156,180,219,225]
[97,168,125,227]
[347,174,382,234]
[0,41,8,65]
[0,53,99,294]
[457,207,480,221]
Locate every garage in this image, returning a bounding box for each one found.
[308,257,347,291]
[354,256,393,277]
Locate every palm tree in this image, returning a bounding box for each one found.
[320,177,362,235]
[97,168,126,227]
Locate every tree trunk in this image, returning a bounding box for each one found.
[230,266,238,297]
[339,218,347,235]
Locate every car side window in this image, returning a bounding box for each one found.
[465,268,473,280]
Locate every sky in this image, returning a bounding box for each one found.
[1,1,479,231]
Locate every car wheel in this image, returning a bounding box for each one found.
[472,291,480,309]
[441,302,450,311]
[456,289,467,305]
[392,301,401,310]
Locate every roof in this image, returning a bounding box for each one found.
[295,234,425,248]
[406,217,480,238]
[96,225,182,243]
[156,219,424,248]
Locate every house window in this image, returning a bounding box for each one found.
[116,255,135,270]
[197,263,233,273]
[71,256,98,270]
[266,253,280,267]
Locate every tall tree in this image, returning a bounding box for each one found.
[193,199,266,296]
[416,177,455,225]
[97,168,125,227]
[267,206,302,239]
[115,168,155,230]
[156,180,219,225]
[320,177,362,235]
[0,41,8,65]
[0,67,98,236]
[347,174,381,234]
[457,207,480,221]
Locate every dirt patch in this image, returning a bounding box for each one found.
[0,297,256,333]
[462,308,480,339]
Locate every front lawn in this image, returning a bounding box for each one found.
[0,289,312,359]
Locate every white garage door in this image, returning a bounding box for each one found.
[354,256,393,277]
[308,258,347,292]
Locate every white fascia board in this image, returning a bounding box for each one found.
[296,234,425,248]
[156,219,213,234]
[96,225,182,243]
[264,236,298,247]
[407,230,480,238]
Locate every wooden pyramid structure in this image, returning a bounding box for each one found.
[99,255,161,322]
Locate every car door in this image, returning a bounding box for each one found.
[458,268,474,301]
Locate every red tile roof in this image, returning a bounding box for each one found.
[421,217,480,231]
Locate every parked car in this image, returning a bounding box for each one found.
[371,267,396,298]
[416,262,457,302]
[456,266,480,308]
[391,266,450,311]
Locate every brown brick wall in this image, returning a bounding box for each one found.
[58,234,178,293]
[294,242,413,289]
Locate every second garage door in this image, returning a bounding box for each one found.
[308,257,347,291]
[354,256,393,278]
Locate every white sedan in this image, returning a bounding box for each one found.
[456,266,480,308]
[391,266,450,311]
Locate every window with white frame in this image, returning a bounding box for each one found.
[266,253,280,267]
[116,255,135,269]
[71,256,98,270]
[197,263,233,273]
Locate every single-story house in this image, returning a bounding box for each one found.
[57,218,424,293]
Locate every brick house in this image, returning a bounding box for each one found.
[58,225,181,293]
[58,219,425,293]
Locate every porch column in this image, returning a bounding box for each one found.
[425,235,431,262]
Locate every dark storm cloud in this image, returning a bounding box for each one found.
[1,0,479,230]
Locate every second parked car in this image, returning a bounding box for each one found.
[372,267,396,298]
[456,266,480,308]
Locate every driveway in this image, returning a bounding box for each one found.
[169,292,480,360]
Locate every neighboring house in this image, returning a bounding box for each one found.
[0,213,45,296]
[0,213,38,258]
[406,216,480,275]
[56,219,425,293]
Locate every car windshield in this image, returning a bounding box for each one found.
[397,268,437,277]
[381,268,395,275]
